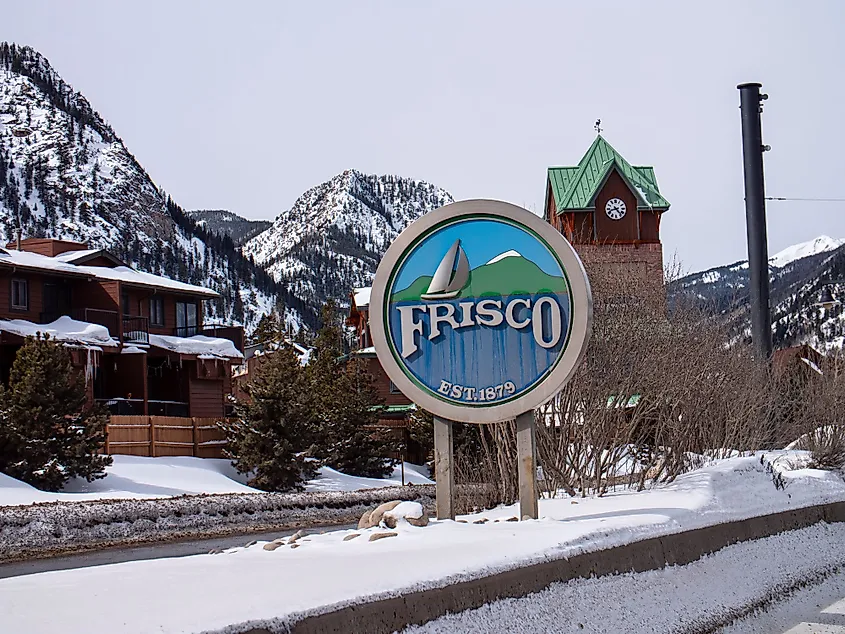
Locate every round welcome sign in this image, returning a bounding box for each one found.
[370,200,592,424]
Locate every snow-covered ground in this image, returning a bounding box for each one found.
[0,457,432,507]
[1,453,843,634]
[304,463,432,492]
[409,522,845,634]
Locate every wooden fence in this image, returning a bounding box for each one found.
[106,416,229,459]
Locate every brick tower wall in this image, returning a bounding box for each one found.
[573,243,665,303]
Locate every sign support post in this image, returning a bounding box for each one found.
[433,416,455,520]
[516,410,538,520]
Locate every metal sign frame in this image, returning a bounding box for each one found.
[370,199,593,425]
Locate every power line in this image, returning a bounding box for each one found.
[766,196,845,202]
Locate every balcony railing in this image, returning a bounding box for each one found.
[73,309,149,345]
[123,315,150,345]
[96,398,145,416]
[148,399,189,417]
[173,323,245,353]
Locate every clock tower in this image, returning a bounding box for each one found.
[544,135,670,300]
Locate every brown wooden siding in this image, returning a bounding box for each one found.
[639,211,661,243]
[190,376,225,418]
[6,238,89,257]
[365,357,412,406]
[0,270,44,321]
[594,169,640,243]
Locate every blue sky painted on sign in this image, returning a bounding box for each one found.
[393,219,563,291]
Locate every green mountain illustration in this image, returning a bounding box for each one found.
[392,252,568,302]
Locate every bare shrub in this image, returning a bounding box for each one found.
[779,350,845,470]
[466,259,777,507]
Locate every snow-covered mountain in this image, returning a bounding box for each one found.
[768,235,845,269]
[0,43,302,331]
[187,210,271,247]
[670,235,845,351]
[244,169,453,316]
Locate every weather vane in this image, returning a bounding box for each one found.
[595,119,603,134]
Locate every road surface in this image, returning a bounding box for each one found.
[0,522,356,579]
[722,570,845,634]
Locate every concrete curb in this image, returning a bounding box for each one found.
[239,500,845,634]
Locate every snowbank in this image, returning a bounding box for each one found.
[0,458,435,507]
[0,456,259,507]
[1,453,844,634]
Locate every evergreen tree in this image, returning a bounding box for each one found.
[220,346,315,491]
[308,301,393,478]
[253,311,282,345]
[0,335,111,491]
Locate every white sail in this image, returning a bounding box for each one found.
[421,239,470,300]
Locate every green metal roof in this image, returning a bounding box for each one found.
[548,135,670,214]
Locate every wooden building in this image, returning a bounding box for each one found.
[346,286,422,462]
[544,135,670,301]
[0,239,244,425]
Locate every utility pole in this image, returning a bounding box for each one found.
[738,82,772,360]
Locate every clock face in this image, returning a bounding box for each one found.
[605,197,627,220]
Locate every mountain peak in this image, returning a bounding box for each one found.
[769,235,845,269]
[486,250,522,265]
[243,171,453,312]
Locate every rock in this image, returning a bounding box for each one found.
[208,548,222,555]
[522,515,532,521]
[369,531,398,542]
[382,501,426,529]
[472,518,488,525]
[457,519,468,523]
[263,542,280,551]
[505,516,518,522]
[343,533,361,542]
[290,543,300,549]
[244,540,258,549]
[407,515,429,527]
[357,510,373,530]
[367,500,403,528]
[272,538,286,545]
[288,530,306,545]
[571,500,578,505]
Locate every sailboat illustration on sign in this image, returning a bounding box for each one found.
[421,239,470,300]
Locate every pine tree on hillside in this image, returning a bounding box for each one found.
[220,346,315,491]
[253,312,282,346]
[0,335,111,491]
[308,301,393,478]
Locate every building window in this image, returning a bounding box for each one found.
[10,279,28,311]
[121,291,131,316]
[389,380,401,394]
[176,300,198,336]
[149,297,164,327]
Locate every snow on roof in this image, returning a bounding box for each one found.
[353,287,371,309]
[54,249,100,263]
[0,248,216,297]
[0,316,119,349]
[0,248,90,277]
[149,334,243,360]
[74,265,218,297]
[801,357,823,375]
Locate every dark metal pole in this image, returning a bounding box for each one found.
[738,82,772,360]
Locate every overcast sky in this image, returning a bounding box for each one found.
[4,1,844,273]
